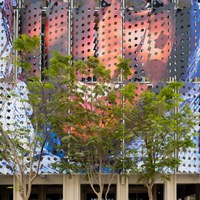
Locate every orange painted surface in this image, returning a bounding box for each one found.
[97,0,122,78]
[124,5,175,84]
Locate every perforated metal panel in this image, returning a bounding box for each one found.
[20,2,42,77]
[97,0,122,78]
[72,0,96,61]
[168,8,191,82]
[0,80,61,175]
[124,3,175,84]
[45,2,69,65]
[178,82,200,173]
[0,0,15,78]
[186,2,200,81]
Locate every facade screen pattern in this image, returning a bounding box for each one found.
[0,0,16,173]
[0,81,61,174]
[71,1,96,82]
[19,2,42,77]
[167,7,191,82]
[0,0,17,175]
[0,0,60,175]
[97,0,122,78]
[17,0,200,174]
[45,2,69,66]
[19,0,186,84]
[0,0,16,79]
[186,0,200,81]
[178,83,200,173]
[72,1,96,62]
[177,0,200,173]
[0,0,200,174]
[124,3,175,84]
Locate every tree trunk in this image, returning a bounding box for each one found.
[147,185,153,200]
[97,192,102,200]
[19,188,25,200]
[18,183,30,200]
[19,192,29,200]
[21,196,29,200]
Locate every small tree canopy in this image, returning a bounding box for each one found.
[57,57,135,200]
[0,36,75,200]
[125,82,197,200]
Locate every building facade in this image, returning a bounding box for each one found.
[0,0,200,199]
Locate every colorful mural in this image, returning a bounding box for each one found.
[0,0,60,174]
[0,0,200,173]
[0,0,16,78]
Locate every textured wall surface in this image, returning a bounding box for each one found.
[0,0,200,174]
[0,0,60,175]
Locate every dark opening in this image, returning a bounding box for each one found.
[29,185,62,200]
[129,184,163,200]
[0,185,13,200]
[177,184,197,199]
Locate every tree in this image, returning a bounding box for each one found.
[58,57,134,200]
[1,34,132,199]
[0,34,41,200]
[0,35,76,200]
[125,82,197,200]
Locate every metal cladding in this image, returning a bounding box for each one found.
[0,0,200,174]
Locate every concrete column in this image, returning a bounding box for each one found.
[63,174,80,200]
[13,175,23,200]
[164,175,177,200]
[117,175,128,200]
